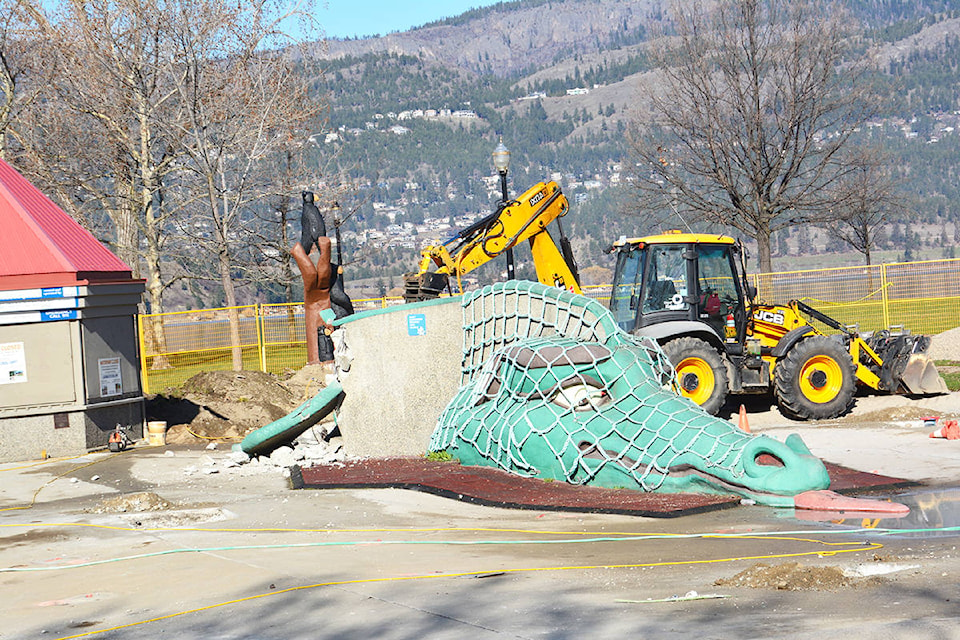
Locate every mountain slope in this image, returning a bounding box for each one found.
[312,1,960,285]
[320,0,662,76]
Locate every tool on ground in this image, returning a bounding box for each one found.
[108,424,132,452]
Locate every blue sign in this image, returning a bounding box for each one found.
[1,286,75,302]
[41,310,78,321]
[407,313,426,336]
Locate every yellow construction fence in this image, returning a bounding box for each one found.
[138,258,960,393]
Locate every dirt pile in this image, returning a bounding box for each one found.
[280,364,334,403]
[852,406,959,423]
[146,367,333,445]
[714,562,867,590]
[91,492,175,513]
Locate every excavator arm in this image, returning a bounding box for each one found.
[404,181,582,301]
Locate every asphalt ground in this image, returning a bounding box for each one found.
[2,392,960,640]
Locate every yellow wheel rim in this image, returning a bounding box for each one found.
[798,355,843,404]
[675,357,715,406]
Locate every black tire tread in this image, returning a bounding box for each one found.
[774,335,856,420]
[662,336,729,415]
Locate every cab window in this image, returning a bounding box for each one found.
[697,245,741,336]
[610,248,643,331]
[641,245,688,313]
[697,246,738,306]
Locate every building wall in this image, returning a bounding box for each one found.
[0,410,87,462]
[0,313,144,462]
[0,321,82,412]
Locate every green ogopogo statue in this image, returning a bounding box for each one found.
[429,281,830,507]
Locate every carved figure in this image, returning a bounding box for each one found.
[294,191,353,364]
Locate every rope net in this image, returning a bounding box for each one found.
[430,281,756,492]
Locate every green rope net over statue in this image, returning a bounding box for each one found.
[429,281,830,506]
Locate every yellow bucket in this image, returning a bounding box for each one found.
[147,421,167,446]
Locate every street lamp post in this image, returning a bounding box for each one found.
[492,139,515,280]
[331,201,343,268]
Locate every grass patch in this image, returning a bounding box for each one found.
[942,373,960,392]
[936,360,960,392]
[425,450,455,462]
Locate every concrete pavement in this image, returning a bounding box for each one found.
[1,392,960,639]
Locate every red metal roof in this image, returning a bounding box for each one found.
[0,159,133,290]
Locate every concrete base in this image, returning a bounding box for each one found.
[334,298,463,457]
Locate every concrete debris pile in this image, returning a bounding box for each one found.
[91,491,174,513]
[176,429,347,478]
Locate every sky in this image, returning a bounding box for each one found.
[319,0,503,39]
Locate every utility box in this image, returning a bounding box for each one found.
[0,159,145,462]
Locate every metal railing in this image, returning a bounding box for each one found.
[138,259,960,393]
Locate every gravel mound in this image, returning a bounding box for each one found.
[92,491,175,513]
[928,327,960,361]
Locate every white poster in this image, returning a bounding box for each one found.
[0,342,27,385]
[98,357,122,397]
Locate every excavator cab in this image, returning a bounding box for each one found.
[609,231,749,347]
[609,231,777,414]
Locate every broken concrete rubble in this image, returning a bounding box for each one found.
[174,430,346,479]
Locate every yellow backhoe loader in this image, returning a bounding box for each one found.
[607,230,947,419]
[404,181,581,301]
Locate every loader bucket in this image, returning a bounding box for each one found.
[403,271,449,303]
[898,352,949,395]
[866,333,949,396]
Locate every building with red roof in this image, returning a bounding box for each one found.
[0,159,145,462]
[0,158,133,289]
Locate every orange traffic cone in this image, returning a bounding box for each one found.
[929,419,960,440]
[738,404,751,433]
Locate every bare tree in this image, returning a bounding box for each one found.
[11,0,182,296]
[22,0,193,370]
[0,4,101,232]
[0,0,30,159]
[627,0,875,273]
[246,136,325,303]
[10,0,327,370]
[169,0,321,369]
[3,3,70,180]
[823,147,903,266]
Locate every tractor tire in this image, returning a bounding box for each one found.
[774,335,856,420]
[662,337,729,415]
